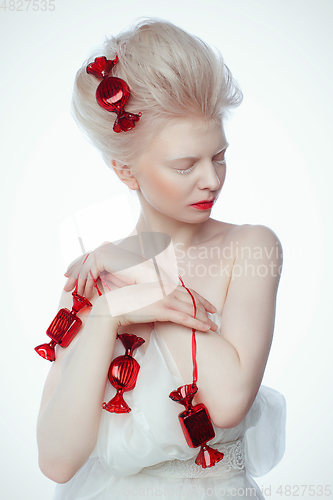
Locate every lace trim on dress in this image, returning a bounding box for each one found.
[140,438,245,478]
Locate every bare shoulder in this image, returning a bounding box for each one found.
[220,223,282,261]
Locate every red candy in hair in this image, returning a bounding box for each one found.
[86,56,141,133]
[96,77,130,112]
[86,55,118,78]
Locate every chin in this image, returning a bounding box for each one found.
[177,212,211,224]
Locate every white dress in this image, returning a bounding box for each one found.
[53,314,286,500]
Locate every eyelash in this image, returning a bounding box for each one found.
[176,166,195,175]
[175,158,226,175]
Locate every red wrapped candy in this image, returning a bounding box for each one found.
[169,277,224,468]
[86,56,141,133]
[35,291,92,361]
[169,383,224,468]
[103,333,145,413]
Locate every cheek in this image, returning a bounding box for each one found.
[142,170,188,201]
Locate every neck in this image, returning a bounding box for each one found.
[135,196,208,249]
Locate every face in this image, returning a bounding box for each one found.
[131,118,228,224]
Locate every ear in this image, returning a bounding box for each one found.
[111,160,139,191]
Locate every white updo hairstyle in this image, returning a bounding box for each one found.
[72,19,242,167]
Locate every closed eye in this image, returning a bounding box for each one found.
[213,149,227,165]
[175,165,195,175]
[172,146,228,175]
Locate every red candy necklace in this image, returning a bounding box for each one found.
[102,333,145,413]
[168,277,224,468]
[35,269,223,468]
[101,274,224,468]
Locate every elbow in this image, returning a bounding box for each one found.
[210,410,246,429]
[211,409,249,429]
[38,455,78,484]
[36,430,96,484]
[209,391,255,429]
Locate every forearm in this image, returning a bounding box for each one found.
[195,333,242,427]
[37,301,118,482]
[195,331,271,428]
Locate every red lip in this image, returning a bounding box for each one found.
[191,199,216,210]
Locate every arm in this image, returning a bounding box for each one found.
[194,224,283,428]
[37,281,217,483]
[36,291,118,484]
[63,236,178,299]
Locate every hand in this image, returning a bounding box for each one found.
[93,281,218,332]
[64,240,176,298]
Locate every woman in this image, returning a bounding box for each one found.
[36,19,286,499]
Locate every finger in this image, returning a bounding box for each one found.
[87,264,105,298]
[76,277,88,297]
[65,254,88,276]
[174,288,215,318]
[84,273,97,299]
[195,300,215,319]
[104,273,129,289]
[64,252,96,295]
[63,276,77,292]
[184,302,217,330]
[189,289,217,313]
[167,309,211,332]
[176,284,212,309]
[75,264,92,296]
[168,296,218,331]
[173,285,196,302]
[80,255,106,298]
[64,264,80,280]
[195,310,218,331]
[64,260,85,282]
[81,252,96,276]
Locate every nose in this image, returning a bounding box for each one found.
[197,161,222,191]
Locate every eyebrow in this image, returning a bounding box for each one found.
[166,144,229,163]
[166,155,199,163]
[215,144,229,154]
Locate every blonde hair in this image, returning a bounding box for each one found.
[72,19,242,166]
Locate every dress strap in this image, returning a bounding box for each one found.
[140,438,245,479]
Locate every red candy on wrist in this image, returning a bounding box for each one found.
[34,291,92,361]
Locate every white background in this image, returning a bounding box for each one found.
[1,0,332,499]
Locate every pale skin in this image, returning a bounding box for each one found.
[37,117,282,484]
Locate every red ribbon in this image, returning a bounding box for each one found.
[178,275,198,387]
